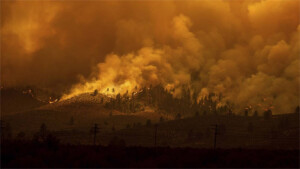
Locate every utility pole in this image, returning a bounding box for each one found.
[154,124,158,146]
[91,123,99,145]
[213,124,218,150]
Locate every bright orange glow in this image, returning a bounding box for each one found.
[1,0,299,114]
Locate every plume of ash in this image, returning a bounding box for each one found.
[63,12,300,114]
[2,0,299,114]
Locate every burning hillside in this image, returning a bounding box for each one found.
[1,0,299,114]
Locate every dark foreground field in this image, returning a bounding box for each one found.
[1,140,299,168]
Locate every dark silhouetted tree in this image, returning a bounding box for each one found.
[176,113,181,120]
[295,106,299,114]
[245,109,248,117]
[146,119,152,126]
[116,93,121,109]
[264,109,272,120]
[253,110,258,117]
[159,116,164,123]
[70,116,74,125]
[228,109,233,116]
[91,89,98,96]
[33,123,50,142]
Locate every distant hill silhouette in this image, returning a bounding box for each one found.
[1,88,46,115]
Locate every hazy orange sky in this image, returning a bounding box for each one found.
[1,0,299,114]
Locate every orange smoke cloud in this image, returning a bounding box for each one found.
[1,0,299,114]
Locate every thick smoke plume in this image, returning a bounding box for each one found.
[1,0,299,114]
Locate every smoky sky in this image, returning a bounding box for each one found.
[1,0,299,114]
